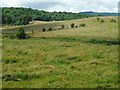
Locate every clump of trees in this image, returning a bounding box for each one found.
[42,28,46,32]
[110,19,117,22]
[61,25,65,29]
[16,27,26,39]
[48,28,52,31]
[97,17,100,21]
[96,17,105,23]
[79,23,86,27]
[71,23,75,28]
[2,7,94,25]
[100,19,104,23]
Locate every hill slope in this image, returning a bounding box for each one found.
[2,7,94,25]
[2,17,118,88]
[80,11,118,16]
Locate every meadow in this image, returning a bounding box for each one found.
[2,17,119,88]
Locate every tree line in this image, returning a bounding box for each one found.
[2,7,95,25]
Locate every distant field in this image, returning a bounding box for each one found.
[2,17,118,88]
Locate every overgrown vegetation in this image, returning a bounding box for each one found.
[16,27,26,39]
[110,19,117,22]
[100,19,105,23]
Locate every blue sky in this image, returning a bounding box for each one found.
[1,0,119,12]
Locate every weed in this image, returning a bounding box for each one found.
[2,58,17,64]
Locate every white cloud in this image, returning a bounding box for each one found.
[47,5,67,12]
[97,5,109,12]
[1,0,119,12]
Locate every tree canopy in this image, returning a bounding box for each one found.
[2,7,94,25]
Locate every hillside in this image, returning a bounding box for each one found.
[80,11,118,16]
[2,16,118,88]
[3,16,118,42]
[2,7,94,25]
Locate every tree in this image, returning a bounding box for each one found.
[61,25,65,29]
[71,23,75,28]
[80,23,86,27]
[16,27,26,39]
[42,28,46,32]
[97,17,100,21]
[19,15,32,25]
[100,20,104,23]
[2,7,94,25]
[48,28,52,31]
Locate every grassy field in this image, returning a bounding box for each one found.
[2,17,119,88]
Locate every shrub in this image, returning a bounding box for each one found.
[80,23,86,27]
[61,25,65,29]
[97,17,100,21]
[42,28,46,32]
[75,26,78,28]
[71,23,75,28]
[100,20,104,23]
[9,35,16,39]
[48,27,52,31]
[110,19,117,22]
[26,35,30,38]
[16,27,26,39]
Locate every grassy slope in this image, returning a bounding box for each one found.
[2,17,118,88]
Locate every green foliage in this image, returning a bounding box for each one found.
[61,25,65,29]
[71,23,75,28]
[42,28,46,32]
[2,7,94,25]
[100,19,104,23]
[48,28,52,31]
[80,23,86,27]
[75,26,78,28]
[97,17,100,21]
[16,27,26,39]
[110,19,117,22]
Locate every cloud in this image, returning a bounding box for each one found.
[1,0,119,12]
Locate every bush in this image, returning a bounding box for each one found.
[16,27,26,39]
[97,17,100,21]
[9,35,16,39]
[71,23,75,28]
[75,26,78,28]
[61,25,65,29]
[110,19,117,22]
[48,27,52,31]
[42,28,46,32]
[79,23,86,27]
[100,20,104,23]
[26,35,30,38]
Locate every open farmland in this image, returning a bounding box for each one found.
[2,17,119,88]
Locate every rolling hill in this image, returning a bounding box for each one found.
[2,16,118,88]
[80,11,118,16]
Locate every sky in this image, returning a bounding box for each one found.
[1,0,120,13]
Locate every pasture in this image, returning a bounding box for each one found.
[2,17,118,88]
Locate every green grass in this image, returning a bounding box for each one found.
[2,16,118,88]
